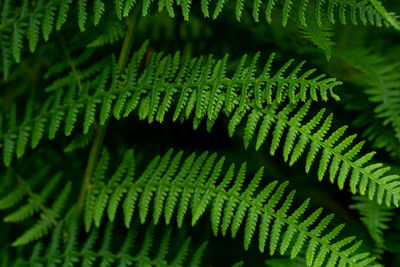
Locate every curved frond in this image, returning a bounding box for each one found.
[367,0,400,31]
[0,42,340,166]
[84,148,377,267]
[232,100,400,207]
[2,43,398,207]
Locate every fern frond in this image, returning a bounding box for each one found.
[337,48,400,143]
[87,20,125,47]
[0,42,340,165]
[132,0,397,28]
[344,92,400,159]
[231,99,400,207]
[17,216,207,266]
[84,148,377,267]
[4,44,399,208]
[0,0,112,79]
[64,127,95,152]
[300,9,335,60]
[0,169,71,246]
[367,0,400,31]
[44,47,108,94]
[1,0,398,79]
[350,196,394,247]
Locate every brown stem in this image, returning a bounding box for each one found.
[77,123,107,212]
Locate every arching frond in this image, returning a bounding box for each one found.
[2,43,399,207]
[84,148,377,267]
[0,0,398,265]
[0,41,340,166]
[231,99,400,207]
[137,0,396,27]
[367,0,400,31]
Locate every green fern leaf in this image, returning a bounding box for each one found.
[84,149,378,266]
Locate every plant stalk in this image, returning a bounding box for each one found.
[77,11,140,212]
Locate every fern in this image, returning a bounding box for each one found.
[266,256,307,267]
[83,148,378,267]
[87,20,125,47]
[1,0,399,265]
[300,8,335,60]
[336,48,400,143]
[350,196,394,247]
[1,0,398,79]
[0,168,71,246]
[233,99,400,207]
[64,127,95,152]
[367,0,400,31]
[343,93,400,158]
[0,42,341,165]
[2,43,399,207]
[14,215,208,266]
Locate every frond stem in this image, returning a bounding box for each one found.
[77,11,140,212]
[77,123,107,212]
[117,6,141,73]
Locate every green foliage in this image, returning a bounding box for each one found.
[0,168,71,246]
[300,15,335,60]
[1,0,400,265]
[84,149,378,266]
[337,48,400,143]
[5,42,400,207]
[266,256,307,267]
[0,43,342,166]
[230,99,400,207]
[1,0,398,79]
[350,196,394,247]
[14,216,208,266]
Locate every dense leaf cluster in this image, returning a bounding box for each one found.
[0,0,400,266]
